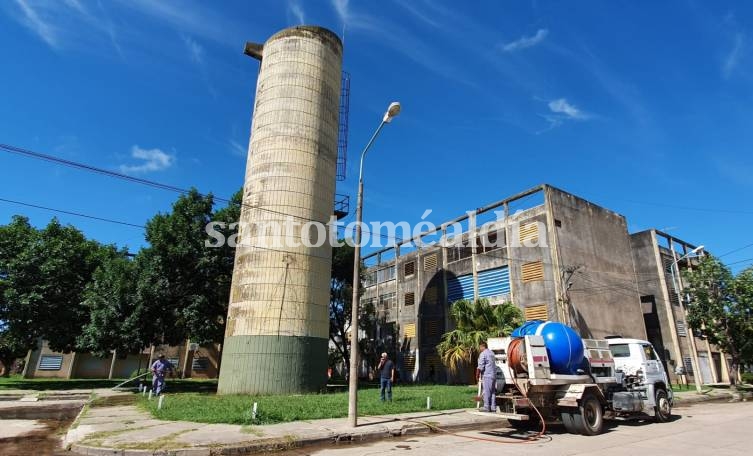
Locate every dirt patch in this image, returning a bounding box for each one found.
[90,394,138,408]
[0,418,74,456]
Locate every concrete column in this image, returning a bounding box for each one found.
[652,232,684,373]
[21,349,32,378]
[469,211,479,301]
[182,340,192,379]
[543,186,566,324]
[219,26,343,394]
[503,203,516,307]
[108,350,117,380]
[66,352,76,380]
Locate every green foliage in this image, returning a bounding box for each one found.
[77,252,143,356]
[140,384,477,425]
[329,244,376,363]
[684,256,753,386]
[79,188,242,353]
[0,216,113,364]
[742,372,753,385]
[436,298,523,377]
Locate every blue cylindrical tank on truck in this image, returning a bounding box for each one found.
[511,320,585,375]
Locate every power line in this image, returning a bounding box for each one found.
[0,196,145,229]
[718,242,753,258]
[621,199,753,215]
[0,142,402,242]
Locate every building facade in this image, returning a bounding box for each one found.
[23,340,221,380]
[361,184,729,384]
[631,229,731,384]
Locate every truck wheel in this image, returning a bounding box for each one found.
[654,388,672,423]
[561,410,583,435]
[573,394,604,436]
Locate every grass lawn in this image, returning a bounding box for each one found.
[140,384,479,425]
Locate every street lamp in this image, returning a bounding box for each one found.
[669,245,704,393]
[348,101,401,428]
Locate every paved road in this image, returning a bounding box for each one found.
[284,402,752,456]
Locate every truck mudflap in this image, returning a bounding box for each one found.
[556,384,605,408]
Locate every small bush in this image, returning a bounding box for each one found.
[741,372,753,384]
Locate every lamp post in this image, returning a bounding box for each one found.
[348,102,401,427]
[668,245,704,393]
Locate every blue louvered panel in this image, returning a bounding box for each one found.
[478,266,510,298]
[39,355,63,370]
[447,274,474,303]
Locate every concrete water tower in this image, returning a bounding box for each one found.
[218,26,343,394]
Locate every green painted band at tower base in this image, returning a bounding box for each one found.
[218,335,329,394]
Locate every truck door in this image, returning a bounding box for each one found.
[641,344,663,382]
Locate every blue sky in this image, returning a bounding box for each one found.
[1,0,752,271]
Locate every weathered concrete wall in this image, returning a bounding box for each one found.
[506,206,557,322]
[546,187,646,340]
[71,353,110,379]
[25,341,74,379]
[219,26,342,394]
[630,230,682,378]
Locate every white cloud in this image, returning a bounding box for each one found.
[723,33,744,79]
[12,0,60,48]
[548,98,586,119]
[501,29,548,52]
[229,140,247,157]
[331,0,349,24]
[536,98,588,134]
[119,145,176,174]
[182,35,204,65]
[288,0,305,25]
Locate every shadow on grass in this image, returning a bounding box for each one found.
[0,377,218,393]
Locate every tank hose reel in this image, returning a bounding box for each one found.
[508,337,528,375]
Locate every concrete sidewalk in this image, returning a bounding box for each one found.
[65,403,507,456]
[63,389,748,456]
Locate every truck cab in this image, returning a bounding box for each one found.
[607,338,670,388]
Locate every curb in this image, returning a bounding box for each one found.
[69,416,506,456]
[673,391,752,406]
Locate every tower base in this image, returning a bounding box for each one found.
[217,335,328,394]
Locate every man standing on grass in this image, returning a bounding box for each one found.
[151,354,174,396]
[477,341,496,412]
[378,352,395,402]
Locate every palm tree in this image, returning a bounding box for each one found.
[436,298,523,381]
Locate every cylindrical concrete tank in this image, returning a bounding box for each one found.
[511,320,585,375]
[218,26,342,394]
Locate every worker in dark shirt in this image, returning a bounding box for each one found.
[377,352,395,402]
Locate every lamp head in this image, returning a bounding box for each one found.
[383,102,401,123]
[691,245,705,254]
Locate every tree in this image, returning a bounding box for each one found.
[327,243,378,375]
[436,298,523,381]
[0,216,39,373]
[0,216,108,357]
[684,256,753,390]
[77,252,145,357]
[133,189,240,347]
[0,323,29,377]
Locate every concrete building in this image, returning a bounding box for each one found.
[22,340,221,380]
[219,26,343,394]
[360,184,727,384]
[631,229,732,384]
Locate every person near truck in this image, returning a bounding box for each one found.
[377,352,395,402]
[150,354,174,396]
[477,341,496,412]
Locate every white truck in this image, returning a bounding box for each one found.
[486,331,673,435]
